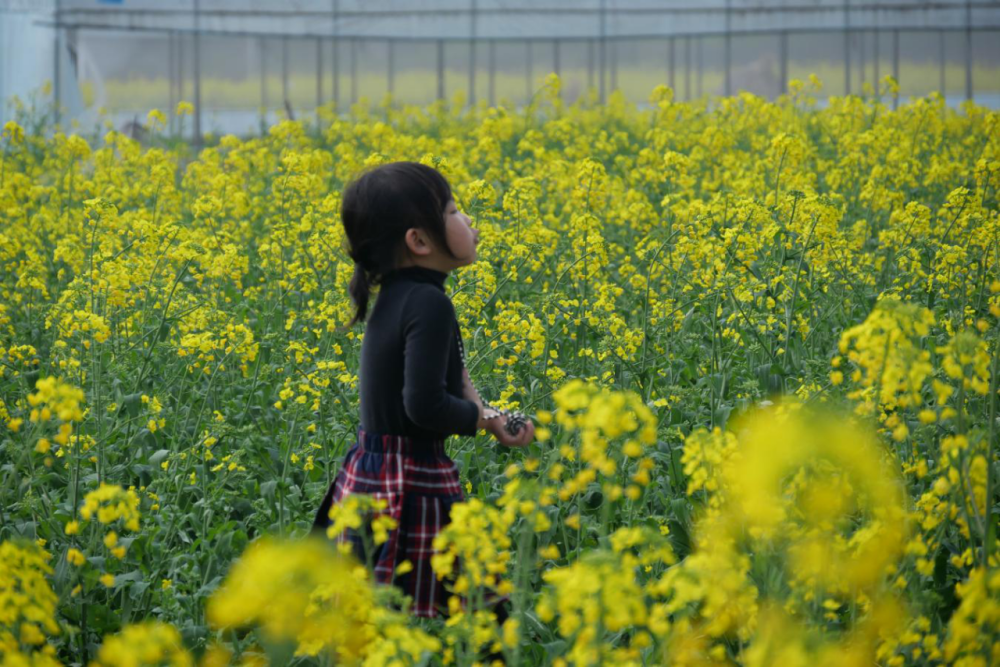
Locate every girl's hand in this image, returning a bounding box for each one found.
[464,367,534,447]
[487,416,535,448]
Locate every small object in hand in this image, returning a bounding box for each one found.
[483,402,529,438]
[503,411,528,437]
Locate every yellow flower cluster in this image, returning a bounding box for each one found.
[550,379,656,479]
[80,483,141,532]
[681,426,737,501]
[0,540,61,665]
[942,566,1000,665]
[662,403,910,661]
[2,120,25,144]
[431,498,514,597]
[26,376,86,449]
[91,621,193,667]
[326,494,398,559]
[537,550,650,665]
[207,536,439,663]
[836,297,935,417]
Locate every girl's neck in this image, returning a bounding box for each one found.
[396,256,454,276]
[383,264,449,286]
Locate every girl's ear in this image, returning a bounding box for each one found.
[404,227,433,256]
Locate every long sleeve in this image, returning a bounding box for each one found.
[400,285,480,436]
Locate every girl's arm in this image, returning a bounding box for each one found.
[401,288,481,435]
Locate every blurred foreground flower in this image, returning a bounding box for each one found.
[91,621,192,666]
[655,401,910,662]
[207,536,439,663]
[0,540,61,665]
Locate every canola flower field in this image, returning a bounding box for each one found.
[1,75,999,666]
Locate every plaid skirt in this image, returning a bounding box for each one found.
[312,428,507,619]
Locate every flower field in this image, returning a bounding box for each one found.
[1,76,999,665]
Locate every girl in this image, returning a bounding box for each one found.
[312,161,534,623]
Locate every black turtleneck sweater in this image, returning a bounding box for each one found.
[358,265,481,441]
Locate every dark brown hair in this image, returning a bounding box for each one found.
[340,161,456,325]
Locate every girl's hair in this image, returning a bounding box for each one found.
[340,161,456,325]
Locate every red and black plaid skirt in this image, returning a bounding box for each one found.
[312,428,507,619]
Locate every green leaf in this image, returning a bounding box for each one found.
[149,449,170,466]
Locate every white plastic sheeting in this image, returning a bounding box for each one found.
[47,1,1000,39]
[0,0,86,128]
[1,1,998,135]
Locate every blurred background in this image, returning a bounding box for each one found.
[2,0,999,138]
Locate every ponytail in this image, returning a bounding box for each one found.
[348,263,372,326]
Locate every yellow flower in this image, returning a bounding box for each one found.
[208,536,439,660]
[100,573,115,587]
[539,544,561,559]
[146,108,167,128]
[80,483,141,532]
[0,540,61,653]
[92,621,192,666]
[2,120,25,143]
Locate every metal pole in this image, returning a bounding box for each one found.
[193,0,202,143]
[940,30,946,96]
[351,38,358,104]
[844,0,851,96]
[53,0,61,124]
[469,0,476,106]
[388,40,395,100]
[964,0,973,101]
[526,40,533,101]
[780,31,788,95]
[317,38,323,108]
[874,29,880,89]
[697,37,702,97]
[724,0,731,96]
[169,31,176,133]
[598,0,606,103]
[437,39,444,102]
[684,36,691,101]
[892,29,899,109]
[587,40,594,92]
[489,40,496,106]
[611,39,617,93]
[179,33,185,108]
[332,0,339,110]
[668,36,675,92]
[859,28,865,90]
[259,36,266,118]
[282,36,290,113]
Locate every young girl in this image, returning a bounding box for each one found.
[312,161,534,622]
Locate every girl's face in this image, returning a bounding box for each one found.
[442,199,479,267]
